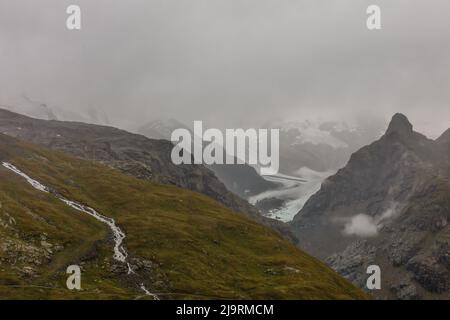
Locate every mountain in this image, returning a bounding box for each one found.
[236,118,383,221]
[437,128,450,146]
[0,109,252,214]
[266,118,384,175]
[0,133,366,299]
[0,96,110,125]
[206,163,278,198]
[137,119,189,140]
[137,119,278,198]
[291,114,450,299]
[0,109,295,242]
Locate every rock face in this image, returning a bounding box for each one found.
[291,114,450,299]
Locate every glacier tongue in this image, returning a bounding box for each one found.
[249,168,334,222]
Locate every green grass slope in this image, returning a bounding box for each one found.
[0,134,367,299]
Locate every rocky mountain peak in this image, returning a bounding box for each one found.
[291,113,450,299]
[436,128,450,144]
[385,113,413,136]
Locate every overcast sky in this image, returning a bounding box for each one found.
[0,0,449,137]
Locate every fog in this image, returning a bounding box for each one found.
[1,0,449,136]
[343,203,399,237]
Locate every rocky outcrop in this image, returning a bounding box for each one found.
[406,255,449,293]
[291,114,450,299]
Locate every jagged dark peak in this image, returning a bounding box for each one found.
[385,113,413,136]
[436,128,450,144]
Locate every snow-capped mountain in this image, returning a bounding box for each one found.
[273,120,351,149]
[266,118,385,175]
[0,95,110,125]
[246,118,385,222]
[137,119,190,140]
[291,114,450,299]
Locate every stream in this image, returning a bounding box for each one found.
[2,162,159,300]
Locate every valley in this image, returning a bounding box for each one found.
[250,169,334,222]
[0,108,447,300]
[0,131,366,299]
[1,0,449,303]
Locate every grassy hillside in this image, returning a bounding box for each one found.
[0,134,367,299]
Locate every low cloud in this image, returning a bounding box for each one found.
[343,214,378,237]
[343,203,400,237]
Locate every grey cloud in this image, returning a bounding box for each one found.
[0,0,449,136]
